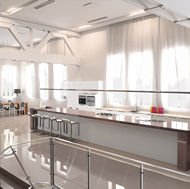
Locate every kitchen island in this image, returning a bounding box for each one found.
[30,107,190,171]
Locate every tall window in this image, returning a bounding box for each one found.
[2,62,17,97]
[39,63,49,99]
[26,63,35,98]
[53,64,67,100]
[107,53,125,105]
[128,51,153,106]
[161,47,190,109]
[107,15,190,110]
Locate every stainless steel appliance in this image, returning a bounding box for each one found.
[78,95,86,105]
[86,95,95,106]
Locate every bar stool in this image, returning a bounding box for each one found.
[62,119,80,141]
[55,118,63,138]
[34,114,42,132]
[41,115,50,135]
[57,119,69,139]
[49,116,57,136]
[28,112,35,132]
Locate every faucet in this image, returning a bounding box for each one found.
[134,95,139,112]
[135,102,139,112]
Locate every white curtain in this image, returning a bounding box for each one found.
[26,62,35,98]
[53,64,67,100]
[107,15,190,109]
[0,60,20,97]
[39,63,49,99]
[25,38,67,100]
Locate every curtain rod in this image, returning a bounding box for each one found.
[40,88,190,94]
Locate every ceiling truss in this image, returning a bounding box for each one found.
[0,21,80,65]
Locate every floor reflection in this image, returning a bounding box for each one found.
[0,115,190,189]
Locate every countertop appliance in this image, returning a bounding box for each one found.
[86,95,95,106]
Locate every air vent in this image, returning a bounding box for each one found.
[88,16,108,23]
[83,2,92,7]
[83,2,99,7]
[34,0,55,9]
[22,0,38,7]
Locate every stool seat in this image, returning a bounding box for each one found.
[34,114,41,118]
[56,119,62,122]
[42,115,50,120]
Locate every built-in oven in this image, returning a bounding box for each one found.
[79,95,86,105]
[86,95,95,106]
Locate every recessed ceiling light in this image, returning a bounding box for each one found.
[1,0,38,15]
[12,43,20,47]
[77,25,92,30]
[1,7,22,15]
[33,38,42,42]
[129,9,145,16]
[12,37,42,47]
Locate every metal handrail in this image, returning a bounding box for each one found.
[1,136,190,178]
[1,136,190,189]
[40,88,190,94]
[54,137,190,178]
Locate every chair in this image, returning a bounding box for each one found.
[9,102,15,116]
[18,101,25,115]
[0,102,5,117]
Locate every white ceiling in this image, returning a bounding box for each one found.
[0,0,140,30]
[0,0,190,46]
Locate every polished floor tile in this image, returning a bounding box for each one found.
[0,115,190,189]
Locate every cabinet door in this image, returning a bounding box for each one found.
[152,115,167,121]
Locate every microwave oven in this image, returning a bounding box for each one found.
[86,95,95,106]
[79,95,86,105]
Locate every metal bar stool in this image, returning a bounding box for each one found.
[28,112,35,132]
[62,119,80,141]
[55,118,63,138]
[49,117,57,136]
[34,114,42,132]
[41,115,50,135]
[58,119,69,139]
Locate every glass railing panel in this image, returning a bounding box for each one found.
[90,151,140,189]
[0,138,51,187]
[54,139,87,189]
[144,166,190,189]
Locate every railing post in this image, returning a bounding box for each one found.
[50,138,55,185]
[140,164,144,189]
[87,149,91,189]
[10,146,33,188]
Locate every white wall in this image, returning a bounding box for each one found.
[67,27,107,82]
